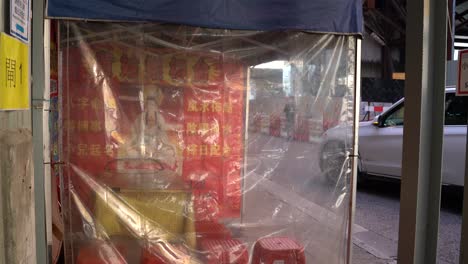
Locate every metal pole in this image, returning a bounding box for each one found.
[32,0,48,262]
[347,37,361,264]
[43,18,52,260]
[397,0,447,263]
[461,120,468,263]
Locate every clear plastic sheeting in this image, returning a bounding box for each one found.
[58,21,357,264]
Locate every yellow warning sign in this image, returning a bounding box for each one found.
[0,32,29,110]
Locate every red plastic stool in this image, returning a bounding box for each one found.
[140,246,168,264]
[201,239,249,264]
[76,241,126,264]
[252,237,305,264]
[196,221,233,245]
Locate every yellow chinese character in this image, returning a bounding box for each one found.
[211,102,222,112]
[76,97,89,109]
[77,144,88,156]
[65,120,75,132]
[90,120,102,133]
[90,98,102,111]
[224,125,232,135]
[78,120,89,132]
[223,144,231,156]
[210,145,221,156]
[188,100,198,112]
[200,145,209,156]
[187,144,198,156]
[105,145,114,156]
[201,102,210,112]
[211,123,220,134]
[89,144,101,156]
[187,122,198,134]
[199,123,210,134]
[224,102,233,113]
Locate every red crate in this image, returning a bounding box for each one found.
[196,221,233,244]
[76,241,126,264]
[201,239,248,264]
[269,115,281,137]
[252,237,305,264]
[140,246,169,264]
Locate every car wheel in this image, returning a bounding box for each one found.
[356,165,367,185]
[320,141,347,185]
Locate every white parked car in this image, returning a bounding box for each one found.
[320,88,466,187]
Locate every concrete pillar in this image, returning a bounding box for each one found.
[397,0,447,263]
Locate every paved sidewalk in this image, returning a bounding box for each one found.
[355,181,462,264]
[353,245,394,264]
[244,133,399,263]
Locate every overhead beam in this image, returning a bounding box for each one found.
[455,10,468,22]
[457,0,468,7]
[389,0,407,22]
[372,10,406,35]
[366,12,390,41]
[456,18,468,30]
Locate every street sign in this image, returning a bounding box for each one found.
[392,72,406,80]
[0,33,29,110]
[457,49,468,96]
[10,0,30,43]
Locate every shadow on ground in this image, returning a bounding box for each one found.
[357,178,463,213]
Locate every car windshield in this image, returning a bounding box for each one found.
[381,91,468,127]
[384,104,404,127]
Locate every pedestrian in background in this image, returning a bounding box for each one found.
[284,98,295,140]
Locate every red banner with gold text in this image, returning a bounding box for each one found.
[61,42,245,223]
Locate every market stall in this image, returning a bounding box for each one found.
[46,1,362,263]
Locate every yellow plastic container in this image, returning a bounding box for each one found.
[94,160,196,248]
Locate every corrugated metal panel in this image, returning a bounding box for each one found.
[362,62,382,78]
[361,33,382,63]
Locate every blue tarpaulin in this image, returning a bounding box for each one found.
[46,0,363,34]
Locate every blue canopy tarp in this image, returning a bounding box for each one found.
[46,0,363,34]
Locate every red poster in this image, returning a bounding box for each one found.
[61,43,245,223]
